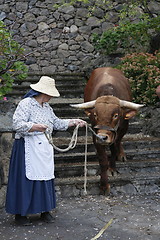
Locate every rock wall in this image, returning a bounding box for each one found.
[1,0,159,73]
[0,100,16,208]
[0,0,118,73]
[139,104,160,138]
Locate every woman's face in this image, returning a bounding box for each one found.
[42,94,52,102]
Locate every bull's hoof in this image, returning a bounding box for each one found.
[107,169,113,177]
[112,170,119,177]
[118,155,127,162]
[122,155,127,162]
[100,184,110,195]
[107,168,119,177]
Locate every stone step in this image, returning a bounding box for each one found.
[55,159,160,179]
[1,97,84,105]
[7,88,84,98]
[53,135,160,154]
[14,77,86,85]
[52,120,150,139]
[12,82,85,89]
[53,108,86,118]
[12,83,85,92]
[7,72,86,98]
[14,72,86,82]
[55,171,160,197]
[53,110,143,134]
[54,147,160,164]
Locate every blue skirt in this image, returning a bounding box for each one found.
[5,138,56,216]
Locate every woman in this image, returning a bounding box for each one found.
[5,76,86,226]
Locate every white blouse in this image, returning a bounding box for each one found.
[13,97,69,139]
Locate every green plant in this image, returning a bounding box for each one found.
[0,21,28,99]
[92,16,160,55]
[116,52,160,105]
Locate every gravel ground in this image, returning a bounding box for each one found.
[0,193,159,240]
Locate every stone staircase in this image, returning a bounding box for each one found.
[4,73,160,197]
[8,73,85,99]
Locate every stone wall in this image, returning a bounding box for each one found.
[0,101,16,208]
[1,0,159,74]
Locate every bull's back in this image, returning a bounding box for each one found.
[84,67,132,102]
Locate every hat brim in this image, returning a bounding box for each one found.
[30,84,60,97]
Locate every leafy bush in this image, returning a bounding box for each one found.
[92,16,160,55]
[0,21,28,99]
[116,52,160,105]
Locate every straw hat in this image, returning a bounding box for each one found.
[30,76,60,97]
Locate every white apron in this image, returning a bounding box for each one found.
[24,134,54,180]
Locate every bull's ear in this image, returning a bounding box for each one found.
[124,110,137,119]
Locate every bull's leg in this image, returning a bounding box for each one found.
[109,141,125,178]
[110,141,126,162]
[109,120,129,173]
[93,136,110,195]
[117,142,127,162]
[109,144,118,170]
[114,120,129,162]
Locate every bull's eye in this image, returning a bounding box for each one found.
[113,113,119,119]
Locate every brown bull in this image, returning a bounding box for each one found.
[71,67,144,194]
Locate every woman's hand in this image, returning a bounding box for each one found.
[29,124,48,132]
[69,119,86,127]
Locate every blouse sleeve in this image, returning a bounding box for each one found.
[12,99,34,134]
[50,107,69,131]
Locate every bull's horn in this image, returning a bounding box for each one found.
[119,100,144,110]
[70,100,96,109]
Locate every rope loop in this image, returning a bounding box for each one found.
[44,123,89,194]
[44,124,81,152]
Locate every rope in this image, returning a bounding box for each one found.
[84,123,88,195]
[44,123,89,194]
[44,124,80,152]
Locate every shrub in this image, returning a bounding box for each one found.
[92,16,160,55]
[0,21,28,99]
[116,52,160,105]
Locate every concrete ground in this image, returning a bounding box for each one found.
[0,193,159,240]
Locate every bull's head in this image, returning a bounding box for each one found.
[71,96,144,145]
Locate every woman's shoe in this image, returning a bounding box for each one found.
[15,214,31,226]
[40,212,55,223]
